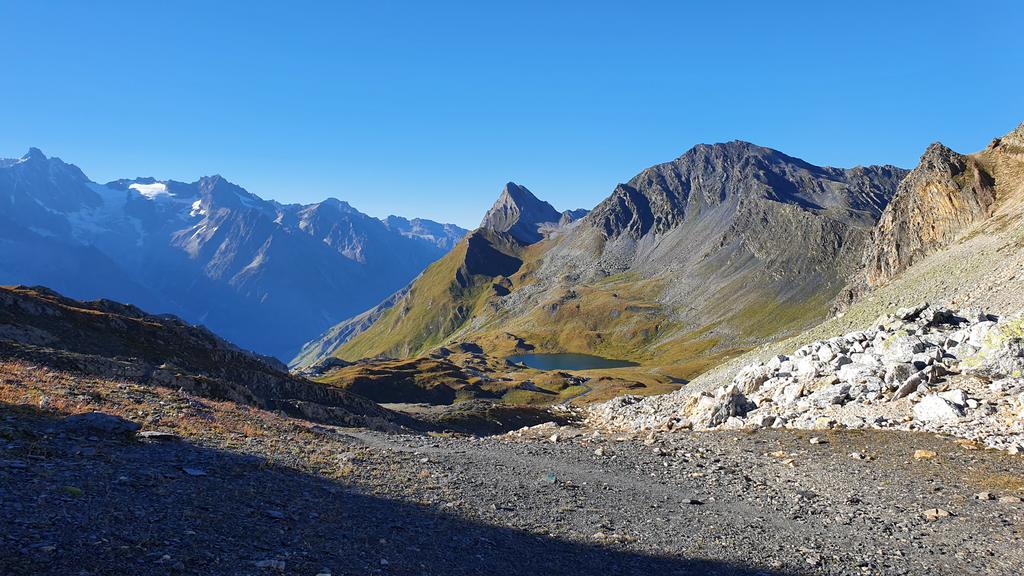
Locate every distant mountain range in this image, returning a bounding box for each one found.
[300,141,909,376]
[0,148,467,359]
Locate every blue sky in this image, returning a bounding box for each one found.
[1,1,1021,228]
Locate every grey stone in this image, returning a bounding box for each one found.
[61,412,141,435]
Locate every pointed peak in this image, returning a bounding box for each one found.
[917,142,963,168]
[320,197,354,211]
[21,147,47,162]
[498,181,538,204]
[196,174,242,195]
[480,182,561,244]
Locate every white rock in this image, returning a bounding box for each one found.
[817,345,836,363]
[938,389,967,408]
[837,362,876,383]
[775,382,804,405]
[913,394,965,423]
[794,358,818,376]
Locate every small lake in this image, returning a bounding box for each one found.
[505,353,638,371]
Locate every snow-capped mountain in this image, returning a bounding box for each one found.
[0,148,468,359]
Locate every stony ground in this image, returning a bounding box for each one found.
[591,305,1024,454]
[2,361,1024,575]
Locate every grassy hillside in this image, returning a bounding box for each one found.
[336,230,521,360]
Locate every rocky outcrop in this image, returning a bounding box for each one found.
[588,303,1024,452]
[861,143,996,288]
[0,286,400,429]
[480,182,562,244]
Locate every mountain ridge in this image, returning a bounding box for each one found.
[314,140,907,379]
[0,148,468,359]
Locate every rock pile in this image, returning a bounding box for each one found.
[589,304,1024,452]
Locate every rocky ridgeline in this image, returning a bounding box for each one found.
[589,304,1024,452]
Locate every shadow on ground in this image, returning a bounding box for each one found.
[0,402,789,576]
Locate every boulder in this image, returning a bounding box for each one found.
[970,336,1024,378]
[774,382,804,406]
[61,412,142,435]
[816,345,836,363]
[884,363,915,386]
[891,372,925,401]
[966,321,998,347]
[766,355,788,370]
[880,334,928,364]
[689,385,752,428]
[733,364,772,394]
[938,389,967,408]
[745,413,777,429]
[913,394,965,423]
[895,303,928,321]
[810,383,851,407]
[837,362,877,383]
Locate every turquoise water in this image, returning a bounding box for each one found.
[505,353,638,371]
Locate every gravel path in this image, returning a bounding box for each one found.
[3,391,1023,575]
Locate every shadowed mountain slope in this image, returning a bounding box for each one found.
[0,285,398,428]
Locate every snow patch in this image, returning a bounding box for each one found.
[129,182,170,199]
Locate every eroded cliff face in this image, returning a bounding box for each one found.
[862,143,996,288]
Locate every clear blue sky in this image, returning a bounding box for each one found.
[1,1,1021,228]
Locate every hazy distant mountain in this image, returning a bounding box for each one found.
[383,215,467,251]
[0,148,467,359]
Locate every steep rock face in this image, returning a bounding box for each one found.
[480,182,561,244]
[0,286,398,429]
[0,149,468,359]
[0,148,99,218]
[861,143,996,288]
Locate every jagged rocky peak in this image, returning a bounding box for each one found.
[0,147,99,212]
[861,141,996,288]
[989,121,1024,151]
[480,182,561,244]
[22,147,48,162]
[587,140,906,241]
